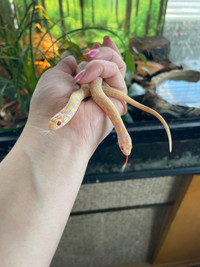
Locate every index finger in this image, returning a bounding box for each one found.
[102,35,121,56]
[90,36,121,56]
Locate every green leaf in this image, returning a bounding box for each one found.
[13,48,28,106]
[34,48,52,66]
[2,86,16,100]
[0,56,18,60]
[0,78,13,84]
[132,46,147,64]
[125,69,133,87]
[0,83,7,103]
[140,66,151,76]
[0,26,11,31]
[124,50,135,73]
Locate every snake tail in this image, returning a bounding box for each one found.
[126,96,172,152]
[103,86,172,153]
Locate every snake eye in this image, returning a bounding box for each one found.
[121,146,124,151]
[57,121,62,126]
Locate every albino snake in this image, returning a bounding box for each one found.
[49,62,172,169]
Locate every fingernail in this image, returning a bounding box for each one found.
[104,35,112,42]
[73,69,86,82]
[92,42,100,49]
[104,35,110,40]
[85,49,99,58]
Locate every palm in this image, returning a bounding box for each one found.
[29,68,112,147]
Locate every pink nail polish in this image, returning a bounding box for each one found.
[92,42,100,49]
[104,35,110,40]
[73,69,86,82]
[85,49,99,58]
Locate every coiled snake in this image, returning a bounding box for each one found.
[49,62,172,169]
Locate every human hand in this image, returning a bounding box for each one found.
[27,36,127,155]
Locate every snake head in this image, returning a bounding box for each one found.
[49,116,64,130]
[118,136,132,156]
[120,145,132,156]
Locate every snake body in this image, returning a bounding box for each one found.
[49,84,90,129]
[49,76,172,160]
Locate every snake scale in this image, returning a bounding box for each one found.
[49,62,172,169]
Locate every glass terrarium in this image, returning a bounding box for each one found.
[0,0,200,182]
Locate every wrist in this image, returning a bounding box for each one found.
[15,122,92,188]
[21,120,92,161]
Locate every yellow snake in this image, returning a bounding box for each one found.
[49,67,172,168]
[49,62,172,169]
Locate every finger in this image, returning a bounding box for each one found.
[84,46,126,77]
[74,60,127,94]
[102,35,121,56]
[54,55,78,76]
[92,42,100,49]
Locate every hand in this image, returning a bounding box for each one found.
[27,36,127,154]
[0,37,127,266]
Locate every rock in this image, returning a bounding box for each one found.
[130,36,170,62]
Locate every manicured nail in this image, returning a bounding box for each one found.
[92,42,100,49]
[104,35,110,40]
[73,69,86,82]
[85,49,99,58]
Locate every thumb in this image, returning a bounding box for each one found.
[54,55,78,76]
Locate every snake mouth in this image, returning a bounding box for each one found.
[48,120,57,130]
[49,119,63,130]
[48,121,54,130]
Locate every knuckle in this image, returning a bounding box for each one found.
[42,67,53,77]
[87,60,103,72]
[121,60,126,70]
